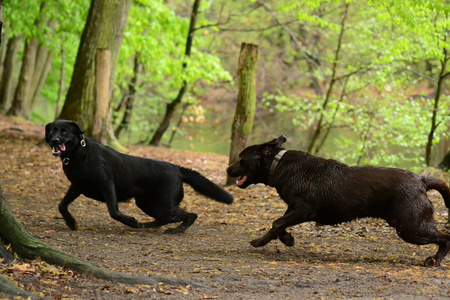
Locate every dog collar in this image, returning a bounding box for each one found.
[268,150,287,186]
[61,138,86,166]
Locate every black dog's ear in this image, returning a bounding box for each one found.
[69,121,85,135]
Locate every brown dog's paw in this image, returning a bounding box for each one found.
[250,238,267,247]
[424,257,439,267]
[279,233,295,247]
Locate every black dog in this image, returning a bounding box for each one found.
[45,120,233,233]
[227,136,450,266]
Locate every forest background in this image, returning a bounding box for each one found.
[0,0,449,171]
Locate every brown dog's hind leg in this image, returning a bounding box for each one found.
[423,236,450,267]
[394,218,450,266]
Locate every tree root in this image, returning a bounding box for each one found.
[0,185,203,299]
[0,273,43,299]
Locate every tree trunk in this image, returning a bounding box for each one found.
[92,48,110,143]
[425,47,448,166]
[115,52,141,138]
[7,37,38,118]
[0,0,3,47]
[58,0,131,136]
[438,150,450,171]
[226,43,259,185]
[55,34,65,119]
[307,3,349,155]
[149,0,201,146]
[30,49,53,110]
[29,18,56,110]
[0,36,20,110]
[58,0,106,129]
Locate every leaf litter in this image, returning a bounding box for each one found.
[0,114,449,299]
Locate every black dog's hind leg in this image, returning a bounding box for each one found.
[251,207,304,247]
[163,208,198,234]
[138,209,198,233]
[59,185,81,230]
[135,186,198,234]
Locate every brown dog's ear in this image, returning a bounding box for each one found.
[267,135,287,146]
[261,135,287,155]
[277,135,287,145]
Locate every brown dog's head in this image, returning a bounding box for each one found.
[45,120,85,157]
[227,135,287,188]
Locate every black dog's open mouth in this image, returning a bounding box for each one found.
[236,175,248,187]
[52,144,66,157]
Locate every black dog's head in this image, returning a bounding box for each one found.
[227,135,287,188]
[45,120,85,157]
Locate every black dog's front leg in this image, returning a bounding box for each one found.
[251,207,301,247]
[103,184,140,228]
[59,185,81,230]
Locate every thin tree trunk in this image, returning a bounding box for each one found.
[56,34,65,119]
[115,52,141,138]
[7,37,38,118]
[226,43,259,185]
[167,102,189,146]
[438,150,450,171]
[149,0,201,146]
[0,36,20,110]
[30,50,53,110]
[29,20,56,109]
[92,48,110,143]
[425,46,448,166]
[307,2,349,155]
[0,0,3,48]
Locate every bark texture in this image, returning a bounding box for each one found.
[226,43,259,185]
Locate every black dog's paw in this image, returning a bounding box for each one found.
[164,227,185,234]
[64,218,77,230]
[250,238,268,247]
[424,257,439,267]
[279,232,295,247]
[139,221,163,229]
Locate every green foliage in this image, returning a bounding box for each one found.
[260,0,449,169]
[113,0,231,140]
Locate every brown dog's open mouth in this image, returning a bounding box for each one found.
[236,175,248,187]
[52,144,66,157]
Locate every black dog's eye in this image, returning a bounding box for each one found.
[62,130,69,136]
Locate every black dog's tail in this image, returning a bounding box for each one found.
[180,167,233,204]
[422,176,450,208]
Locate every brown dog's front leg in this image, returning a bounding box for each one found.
[250,208,301,247]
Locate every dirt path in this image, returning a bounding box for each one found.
[1,116,449,299]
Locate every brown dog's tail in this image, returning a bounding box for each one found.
[422,176,450,209]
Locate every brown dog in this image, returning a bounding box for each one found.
[227,136,450,266]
